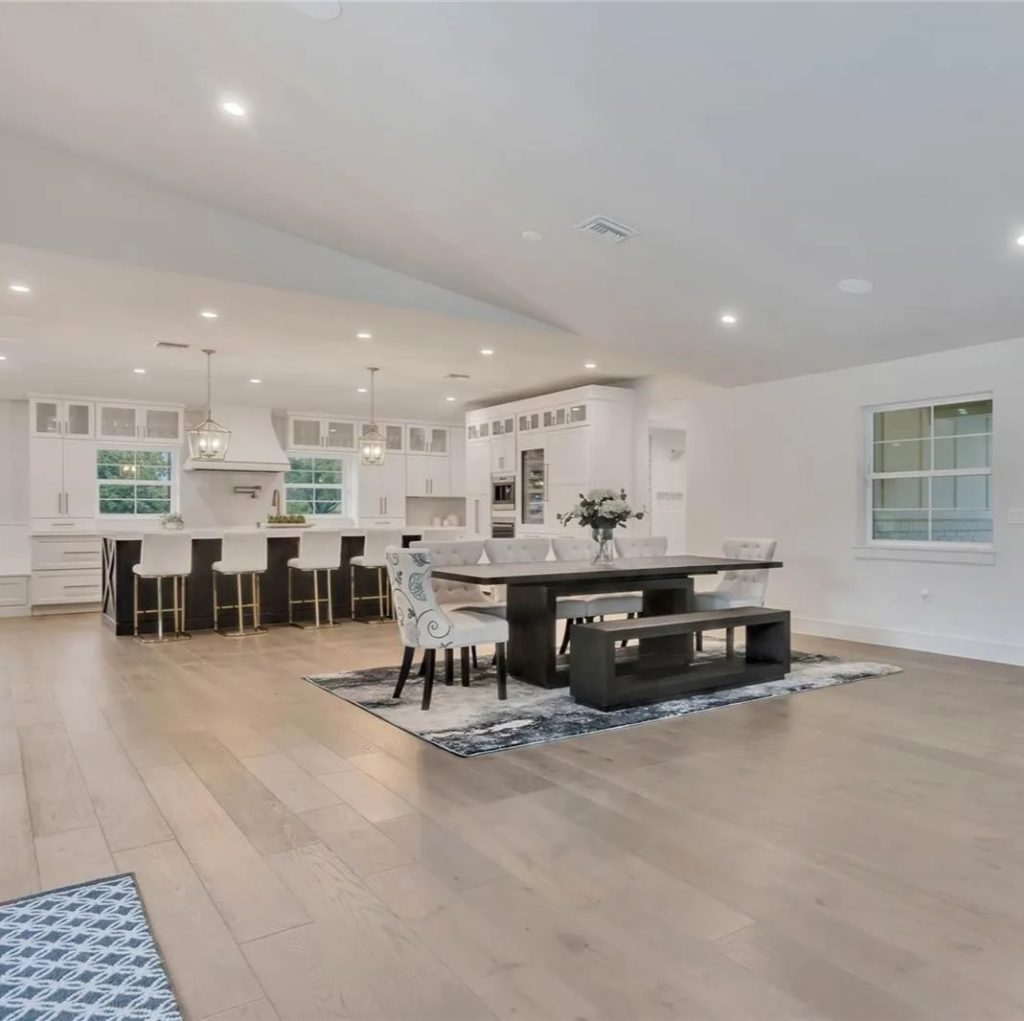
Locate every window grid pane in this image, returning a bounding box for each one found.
[870,399,992,545]
[286,456,345,517]
[97,449,174,516]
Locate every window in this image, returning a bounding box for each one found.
[285,455,345,515]
[868,397,992,545]
[97,449,174,515]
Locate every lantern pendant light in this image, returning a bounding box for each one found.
[359,367,386,466]
[187,348,231,461]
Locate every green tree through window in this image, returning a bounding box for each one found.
[285,456,344,515]
[97,449,173,515]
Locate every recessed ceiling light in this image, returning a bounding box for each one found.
[0,355,7,361]
[1016,235,1024,247]
[199,309,219,319]
[220,98,247,119]
[445,396,456,402]
[357,387,367,393]
[838,278,873,295]
[356,331,372,340]
[133,368,146,374]
[8,283,30,294]
[584,362,597,370]
[522,230,543,242]
[288,1,343,20]
[480,348,494,356]
[249,378,262,384]
[720,312,738,325]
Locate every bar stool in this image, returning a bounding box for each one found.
[350,528,403,622]
[213,531,268,637]
[287,530,342,628]
[132,532,192,643]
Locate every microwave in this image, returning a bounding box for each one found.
[491,474,516,509]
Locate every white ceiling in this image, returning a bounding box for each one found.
[2,3,1024,388]
[0,244,644,421]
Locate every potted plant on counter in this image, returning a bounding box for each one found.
[558,489,644,566]
[160,512,184,531]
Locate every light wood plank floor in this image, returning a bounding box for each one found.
[2,613,1024,1020]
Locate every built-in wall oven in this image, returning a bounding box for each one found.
[491,473,516,538]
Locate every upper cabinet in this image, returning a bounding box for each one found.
[31,398,94,440]
[356,422,404,453]
[408,425,449,455]
[288,414,357,451]
[96,403,183,444]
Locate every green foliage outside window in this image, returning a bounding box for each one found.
[285,456,344,515]
[97,449,173,515]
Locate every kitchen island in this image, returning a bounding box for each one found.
[100,525,467,635]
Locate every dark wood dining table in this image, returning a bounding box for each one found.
[432,554,783,688]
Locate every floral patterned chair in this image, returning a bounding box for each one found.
[384,546,509,710]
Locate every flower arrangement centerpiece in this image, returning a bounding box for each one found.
[558,488,644,566]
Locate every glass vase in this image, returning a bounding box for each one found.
[591,526,615,566]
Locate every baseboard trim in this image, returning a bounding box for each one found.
[793,616,1024,667]
[0,605,30,619]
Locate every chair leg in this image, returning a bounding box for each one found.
[350,564,356,620]
[236,574,244,635]
[460,647,471,686]
[444,648,454,686]
[181,577,186,633]
[471,646,478,669]
[421,649,436,710]
[212,574,219,631]
[254,574,262,629]
[288,568,294,624]
[559,618,573,656]
[496,642,508,700]
[393,647,414,698]
[417,654,427,677]
[133,573,139,637]
[725,626,735,658]
[695,631,703,652]
[620,611,634,649]
[377,567,386,619]
[313,570,321,628]
[157,577,164,641]
[326,569,334,625]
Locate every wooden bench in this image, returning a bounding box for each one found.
[569,607,791,711]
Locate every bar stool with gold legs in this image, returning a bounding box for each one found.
[132,532,193,643]
[213,531,268,637]
[350,528,403,622]
[287,530,342,628]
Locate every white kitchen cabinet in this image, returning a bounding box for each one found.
[29,438,97,526]
[407,425,449,455]
[546,427,588,487]
[448,428,466,498]
[517,411,541,434]
[358,454,407,522]
[97,403,183,444]
[31,398,94,439]
[489,433,516,474]
[466,439,490,496]
[406,454,450,497]
[288,414,357,451]
[359,422,404,453]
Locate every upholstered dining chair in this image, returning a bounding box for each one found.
[550,536,643,653]
[613,535,669,558]
[693,537,778,654]
[482,536,589,624]
[385,546,509,711]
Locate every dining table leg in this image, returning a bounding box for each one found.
[639,579,694,666]
[506,584,560,687]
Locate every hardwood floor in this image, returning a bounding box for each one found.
[2,612,1024,1019]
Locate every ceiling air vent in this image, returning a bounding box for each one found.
[575,215,638,244]
[155,341,190,350]
[446,372,471,380]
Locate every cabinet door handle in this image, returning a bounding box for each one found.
[57,491,62,514]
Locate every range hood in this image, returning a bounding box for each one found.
[184,405,290,473]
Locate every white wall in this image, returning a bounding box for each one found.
[648,427,687,553]
[683,335,1024,664]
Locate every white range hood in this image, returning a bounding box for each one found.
[184,405,290,473]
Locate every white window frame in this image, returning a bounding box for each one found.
[284,451,353,519]
[96,445,179,519]
[864,393,993,551]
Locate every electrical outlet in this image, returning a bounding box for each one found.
[1009,509,1024,525]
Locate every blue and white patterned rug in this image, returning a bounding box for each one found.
[0,873,183,1021]
[306,641,900,756]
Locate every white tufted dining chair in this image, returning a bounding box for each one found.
[614,535,669,559]
[482,538,588,622]
[550,535,643,653]
[385,547,509,710]
[693,538,778,654]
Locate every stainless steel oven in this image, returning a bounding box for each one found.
[491,473,516,538]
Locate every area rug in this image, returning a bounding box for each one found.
[305,640,901,756]
[0,873,183,1021]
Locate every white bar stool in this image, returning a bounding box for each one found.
[132,532,192,643]
[213,532,268,637]
[350,529,403,622]
[287,530,342,628]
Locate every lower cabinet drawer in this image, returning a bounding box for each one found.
[32,518,98,534]
[0,576,29,607]
[32,569,102,605]
[32,537,102,570]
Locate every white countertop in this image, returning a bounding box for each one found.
[93,524,474,541]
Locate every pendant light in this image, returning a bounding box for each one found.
[359,367,386,466]
[187,348,231,460]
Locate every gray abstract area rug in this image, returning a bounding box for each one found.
[0,873,183,1021]
[305,640,901,757]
